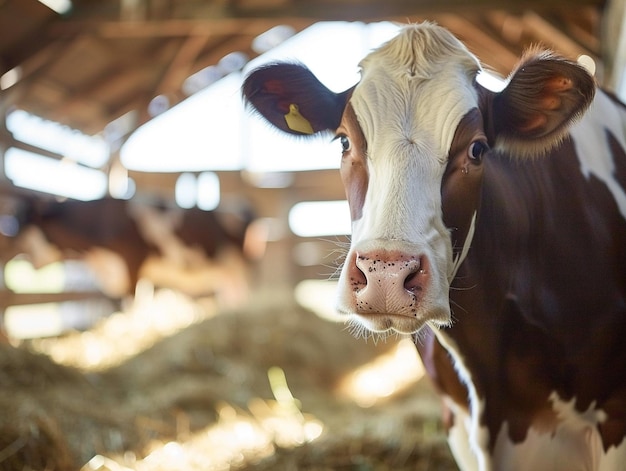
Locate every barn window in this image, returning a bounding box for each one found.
[6,109,109,168]
[197,172,220,211]
[3,259,110,339]
[175,173,197,209]
[175,172,220,210]
[121,73,245,172]
[288,200,350,237]
[4,259,66,294]
[4,109,109,200]
[5,148,107,201]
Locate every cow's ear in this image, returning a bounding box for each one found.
[243,62,351,136]
[490,51,595,158]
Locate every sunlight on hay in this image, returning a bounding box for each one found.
[83,368,324,471]
[296,280,427,407]
[338,337,425,408]
[29,282,217,371]
[294,279,343,322]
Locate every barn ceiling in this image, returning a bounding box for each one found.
[0,0,605,141]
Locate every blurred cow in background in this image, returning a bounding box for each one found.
[0,196,264,307]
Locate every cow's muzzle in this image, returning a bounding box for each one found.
[337,241,451,334]
[348,250,428,316]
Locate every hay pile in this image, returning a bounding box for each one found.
[0,290,457,470]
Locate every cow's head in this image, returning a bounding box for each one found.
[243,23,594,335]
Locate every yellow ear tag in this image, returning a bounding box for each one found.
[284,103,314,135]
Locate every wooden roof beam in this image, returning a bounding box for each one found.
[230,0,602,20]
[522,10,597,60]
[557,9,601,55]
[155,32,211,95]
[47,18,314,39]
[433,13,520,74]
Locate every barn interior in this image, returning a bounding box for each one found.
[0,0,620,469]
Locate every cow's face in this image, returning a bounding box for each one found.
[243,23,594,335]
[331,28,485,334]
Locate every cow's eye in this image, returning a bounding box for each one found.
[340,136,351,153]
[468,141,488,163]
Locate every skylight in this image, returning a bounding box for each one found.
[6,109,109,168]
[120,21,510,176]
[4,21,511,202]
[5,148,107,201]
[121,73,246,172]
[174,172,220,210]
[4,109,110,200]
[120,21,403,174]
[288,200,351,237]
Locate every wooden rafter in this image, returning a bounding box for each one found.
[434,13,520,73]
[522,10,597,60]
[47,17,314,39]
[155,32,212,95]
[1,0,606,137]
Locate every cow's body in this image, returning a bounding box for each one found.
[243,23,626,470]
[423,89,626,470]
[1,197,255,301]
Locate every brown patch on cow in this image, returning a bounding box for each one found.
[338,103,369,222]
[442,108,486,262]
[452,133,626,452]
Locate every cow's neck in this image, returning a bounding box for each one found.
[440,141,626,450]
[455,140,626,338]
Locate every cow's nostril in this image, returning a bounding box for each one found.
[404,257,426,292]
[349,253,368,291]
[404,271,421,292]
[348,250,428,316]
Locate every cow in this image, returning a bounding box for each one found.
[0,196,258,304]
[242,23,626,470]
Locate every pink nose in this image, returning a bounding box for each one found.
[348,250,428,316]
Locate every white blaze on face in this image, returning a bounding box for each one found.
[336,24,481,333]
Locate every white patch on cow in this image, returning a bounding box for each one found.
[492,392,626,471]
[434,328,491,470]
[336,24,482,331]
[445,396,481,471]
[18,225,63,269]
[349,24,481,250]
[569,90,626,220]
[83,248,131,298]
